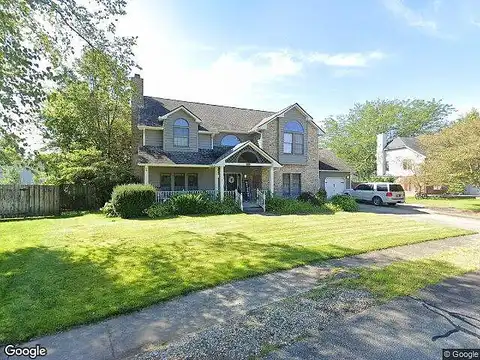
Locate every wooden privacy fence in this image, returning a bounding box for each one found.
[0,184,100,218]
[0,185,60,218]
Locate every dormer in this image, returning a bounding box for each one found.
[161,106,202,152]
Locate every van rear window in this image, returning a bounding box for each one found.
[389,184,404,192]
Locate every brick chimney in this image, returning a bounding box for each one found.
[376,133,387,176]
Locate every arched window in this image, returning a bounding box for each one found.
[173,118,189,147]
[238,151,258,163]
[220,134,241,147]
[283,121,304,154]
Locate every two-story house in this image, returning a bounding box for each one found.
[131,74,331,205]
[376,132,480,195]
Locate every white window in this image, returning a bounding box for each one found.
[220,134,241,146]
[173,118,189,147]
[283,121,304,155]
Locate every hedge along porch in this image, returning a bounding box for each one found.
[140,141,281,203]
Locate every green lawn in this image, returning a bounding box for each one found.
[340,247,480,301]
[0,213,473,344]
[406,196,480,213]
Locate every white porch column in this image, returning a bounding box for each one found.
[214,167,219,193]
[219,165,225,201]
[144,165,149,185]
[269,166,274,194]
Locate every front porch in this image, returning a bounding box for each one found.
[143,165,272,210]
[140,141,281,210]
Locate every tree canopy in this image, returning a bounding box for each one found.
[0,0,135,137]
[420,109,480,191]
[37,47,135,202]
[322,99,454,179]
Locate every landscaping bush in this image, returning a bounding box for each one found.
[111,184,156,218]
[316,189,327,205]
[100,201,117,217]
[169,193,210,215]
[145,194,241,218]
[266,196,331,215]
[329,194,359,212]
[297,191,320,205]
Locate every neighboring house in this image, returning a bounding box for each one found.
[319,149,354,198]
[0,167,35,185]
[131,74,327,205]
[376,133,480,195]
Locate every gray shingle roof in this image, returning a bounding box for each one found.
[385,137,425,156]
[138,96,275,132]
[138,146,233,165]
[318,149,353,172]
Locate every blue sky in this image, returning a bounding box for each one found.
[118,0,480,123]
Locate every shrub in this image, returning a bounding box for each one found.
[169,193,210,215]
[316,189,327,205]
[329,194,359,212]
[145,194,241,218]
[297,191,320,205]
[144,203,174,218]
[111,184,156,218]
[266,196,331,215]
[100,201,117,217]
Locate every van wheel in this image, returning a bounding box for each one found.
[372,196,383,206]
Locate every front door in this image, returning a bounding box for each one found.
[225,173,240,191]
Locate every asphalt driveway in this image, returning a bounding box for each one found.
[358,203,480,232]
[266,271,480,360]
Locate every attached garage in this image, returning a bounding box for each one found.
[319,149,354,198]
[324,176,346,198]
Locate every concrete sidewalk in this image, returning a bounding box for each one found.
[5,233,479,360]
[266,271,480,360]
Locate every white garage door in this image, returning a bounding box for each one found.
[325,177,346,198]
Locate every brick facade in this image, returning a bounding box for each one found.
[261,120,319,195]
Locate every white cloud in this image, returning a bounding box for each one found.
[306,51,386,67]
[382,0,438,31]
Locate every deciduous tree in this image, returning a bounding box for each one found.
[420,109,480,191]
[322,99,454,179]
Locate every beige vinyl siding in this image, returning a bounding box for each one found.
[213,133,254,146]
[198,134,212,149]
[277,107,308,165]
[163,108,199,152]
[146,167,215,190]
[144,129,163,147]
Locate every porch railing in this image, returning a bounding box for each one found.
[156,189,218,202]
[256,189,267,212]
[234,189,243,211]
[224,190,235,200]
[155,189,237,202]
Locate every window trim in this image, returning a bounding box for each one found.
[187,173,199,190]
[160,173,172,191]
[282,172,301,197]
[283,121,304,155]
[173,118,189,148]
[220,134,241,147]
[174,173,186,191]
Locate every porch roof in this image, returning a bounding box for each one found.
[138,141,282,167]
[138,145,232,165]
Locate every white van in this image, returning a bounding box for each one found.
[344,183,405,206]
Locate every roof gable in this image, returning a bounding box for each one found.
[250,103,324,133]
[213,141,282,167]
[385,136,425,156]
[138,97,274,132]
[159,105,202,123]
